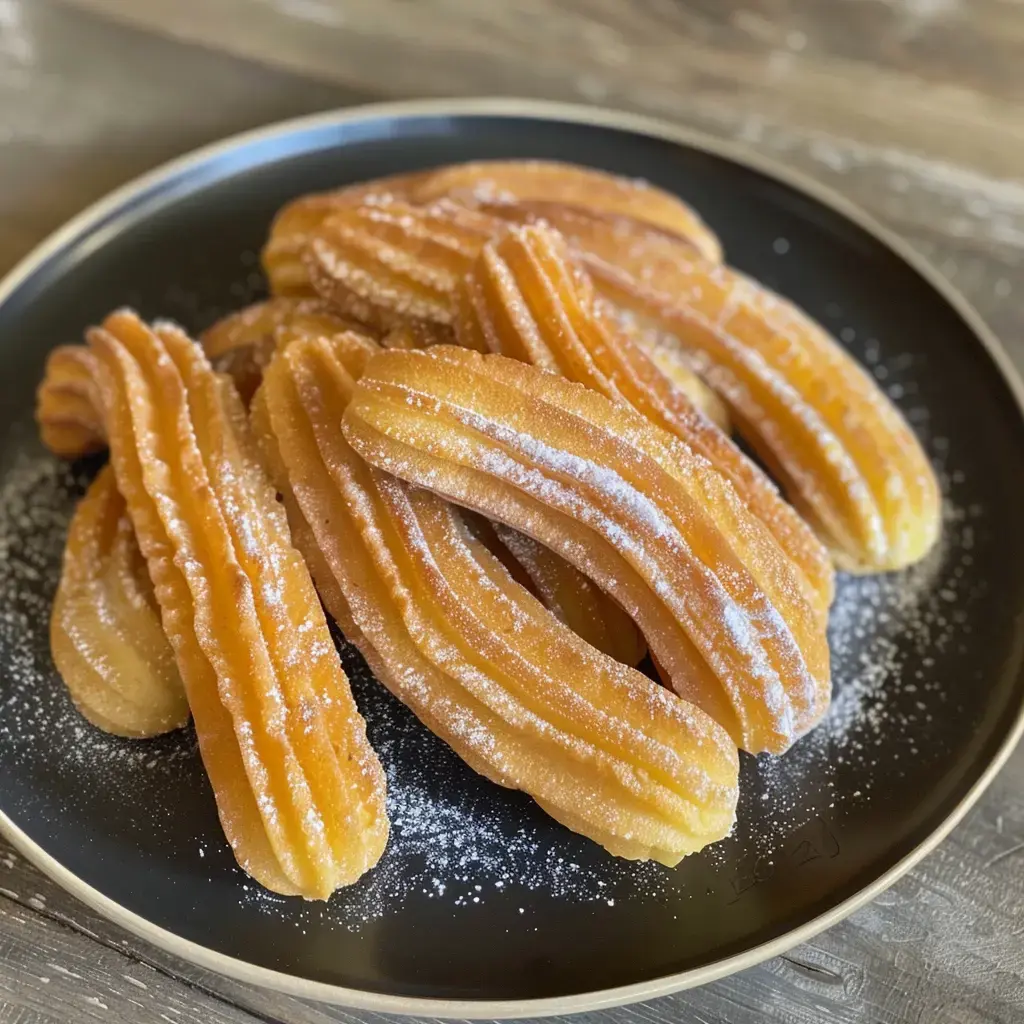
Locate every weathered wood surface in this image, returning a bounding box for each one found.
[2,0,1023,1021]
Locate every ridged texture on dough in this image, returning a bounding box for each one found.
[201,297,376,405]
[261,170,429,296]
[304,197,494,339]
[471,197,730,429]
[88,310,388,898]
[51,465,189,738]
[255,332,738,864]
[585,246,941,572]
[304,197,727,425]
[457,225,834,622]
[344,345,831,755]
[36,345,107,458]
[411,160,723,262]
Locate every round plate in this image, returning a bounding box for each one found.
[1,99,1022,1018]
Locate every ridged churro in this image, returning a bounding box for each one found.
[584,243,941,572]
[50,466,188,738]
[36,345,106,458]
[88,311,388,897]
[262,170,428,296]
[411,160,722,262]
[344,346,831,754]
[256,332,738,862]
[303,197,725,422]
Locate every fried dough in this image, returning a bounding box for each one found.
[344,346,831,754]
[51,465,189,737]
[88,311,388,897]
[256,333,738,862]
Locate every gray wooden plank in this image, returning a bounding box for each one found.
[61,0,1024,180]
[0,889,263,1024]
[0,0,370,276]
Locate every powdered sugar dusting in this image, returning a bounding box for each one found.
[0,452,200,784]
[238,660,675,931]
[0,415,986,930]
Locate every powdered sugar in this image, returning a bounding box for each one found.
[238,666,675,931]
[0,417,985,931]
[0,453,197,763]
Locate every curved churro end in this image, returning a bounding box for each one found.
[51,465,189,738]
[412,160,723,263]
[587,253,941,573]
[454,198,731,429]
[303,197,496,338]
[261,169,430,296]
[36,345,107,458]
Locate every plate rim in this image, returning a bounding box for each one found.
[1,95,1022,1018]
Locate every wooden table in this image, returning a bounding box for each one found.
[2,2,1023,1021]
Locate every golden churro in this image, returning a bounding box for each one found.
[50,466,188,737]
[36,346,106,458]
[262,170,430,296]
[586,248,941,572]
[256,333,738,862]
[88,311,387,897]
[344,346,831,754]
[412,160,722,262]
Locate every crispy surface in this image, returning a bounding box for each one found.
[261,170,429,296]
[50,466,189,738]
[36,300,355,456]
[89,311,387,898]
[304,197,494,338]
[257,333,737,864]
[474,197,731,428]
[587,249,941,572]
[38,293,641,672]
[377,305,648,665]
[304,197,728,422]
[265,159,721,301]
[36,345,107,458]
[203,296,644,664]
[344,346,831,755]
[201,297,375,405]
[411,160,723,263]
[458,225,834,621]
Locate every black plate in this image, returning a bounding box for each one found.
[1,100,1022,1016]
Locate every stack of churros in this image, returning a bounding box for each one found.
[35,159,941,897]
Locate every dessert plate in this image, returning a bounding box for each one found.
[1,99,1022,1017]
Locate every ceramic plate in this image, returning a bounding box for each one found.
[1,100,1022,1017]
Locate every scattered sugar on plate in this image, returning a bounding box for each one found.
[0,351,989,930]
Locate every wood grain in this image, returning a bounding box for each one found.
[0,0,369,276]
[1,0,1023,1021]
[58,0,1024,178]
